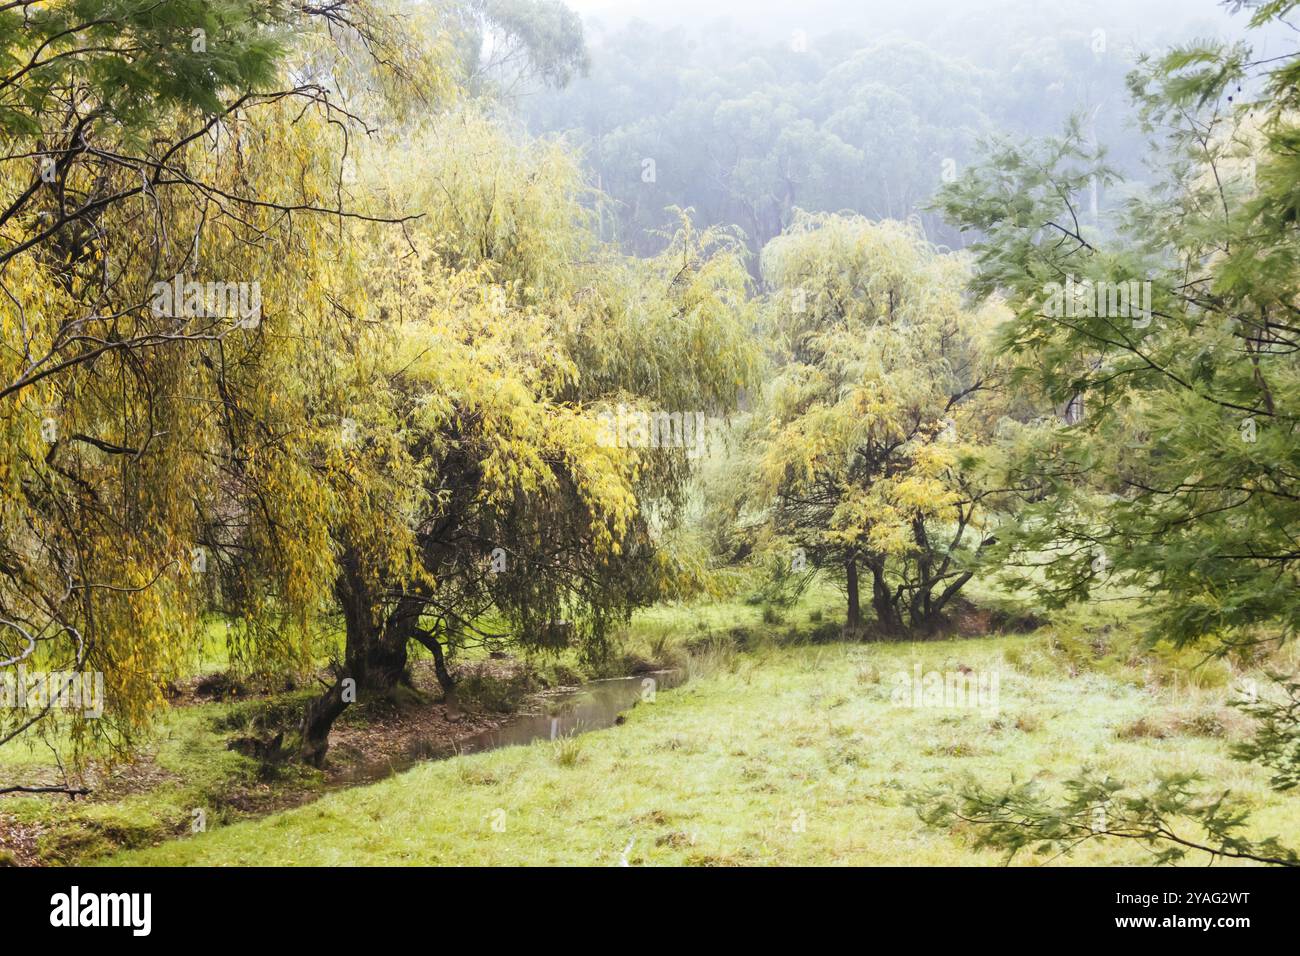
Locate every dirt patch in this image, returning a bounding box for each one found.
[167,669,302,707]
[0,813,44,866]
[1117,705,1252,742]
[950,600,1046,638]
[325,698,505,779]
[0,750,178,804]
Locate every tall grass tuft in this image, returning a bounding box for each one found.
[551,734,584,767]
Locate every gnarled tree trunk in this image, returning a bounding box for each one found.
[413,625,456,696]
[845,557,862,635]
[298,553,420,764]
[869,559,904,636]
[300,675,349,768]
[338,556,413,694]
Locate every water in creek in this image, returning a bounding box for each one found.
[336,669,684,785]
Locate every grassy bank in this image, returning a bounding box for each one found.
[107,625,1300,866]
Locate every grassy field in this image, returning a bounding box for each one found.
[102,617,1300,866]
[4,579,1297,867]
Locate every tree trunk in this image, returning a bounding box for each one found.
[299,676,349,767]
[335,543,426,690]
[340,588,412,694]
[298,553,418,764]
[912,517,934,630]
[845,557,862,635]
[912,570,977,636]
[413,626,456,695]
[869,560,902,636]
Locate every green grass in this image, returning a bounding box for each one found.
[7,580,1296,866]
[0,696,322,864]
[106,630,1300,866]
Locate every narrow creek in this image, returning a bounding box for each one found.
[335,668,685,786]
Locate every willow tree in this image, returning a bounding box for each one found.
[751,213,1003,635]
[0,0,454,774]
[294,112,757,763]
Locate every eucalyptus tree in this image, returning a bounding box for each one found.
[454,0,590,94]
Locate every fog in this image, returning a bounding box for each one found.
[564,0,1249,52]
[516,0,1288,256]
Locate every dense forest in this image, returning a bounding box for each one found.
[1,0,1299,877]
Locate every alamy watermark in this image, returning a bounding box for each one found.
[150,274,262,328]
[889,664,1000,712]
[1,666,104,718]
[596,406,721,459]
[50,886,150,936]
[1042,275,1152,328]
